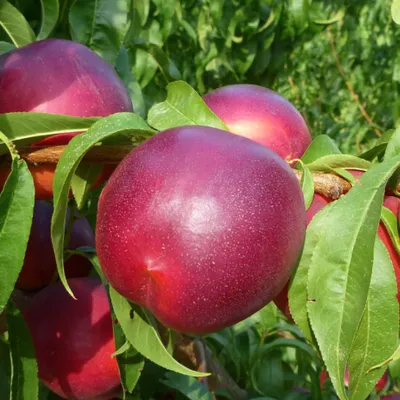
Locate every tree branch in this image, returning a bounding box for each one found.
[0,144,355,200]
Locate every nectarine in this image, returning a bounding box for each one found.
[22,278,121,399]
[203,84,311,161]
[0,39,133,199]
[16,200,94,291]
[96,125,306,334]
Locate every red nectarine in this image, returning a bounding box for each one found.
[22,278,121,399]
[203,84,311,161]
[0,39,133,199]
[96,125,306,334]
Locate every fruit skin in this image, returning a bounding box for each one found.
[96,125,306,334]
[0,39,133,199]
[22,278,121,400]
[273,193,329,319]
[16,200,94,291]
[203,84,311,161]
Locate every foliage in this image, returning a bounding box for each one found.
[0,1,400,400]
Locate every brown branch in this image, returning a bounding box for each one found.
[174,334,248,400]
[327,26,382,137]
[293,169,352,200]
[0,145,355,200]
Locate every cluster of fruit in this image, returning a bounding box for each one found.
[1,38,399,399]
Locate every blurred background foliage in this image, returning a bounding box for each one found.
[6,0,400,155]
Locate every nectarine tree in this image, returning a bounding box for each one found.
[1,2,400,400]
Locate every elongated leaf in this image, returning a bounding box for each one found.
[300,164,314,209]
[148,81,228,132]
[125,38,181,83]
[111,304,144,394]
[305,156,400,399]
[162,372,214,400]
[306,154,371,171]
[313,9,345,24]
[392,0,400,24]
[0,338,11,398]
[0,157,34,311]
[109,286,208,377]
[71,163,103,209]
[69,0,130,64]
[51,113,153,296]
[348,238,398,399]
[0,1,35,47]
[0,40,13,54]
[381,206,400,255]
[0,113,99,156]
[300,135,341,164]
[7,302,39,400]
[37,0,59,40]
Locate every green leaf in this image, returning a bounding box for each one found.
[306,154,371,172]
[147,81,228,132]
[385,127,400,160]
[0,1,35,47]
[109,286,209,377]
[381,206,400,255]
[305,156,400,399]
[115,46,146,118]
[358,129,395,161]
[0,156,34,312]
[51,113,153,297]
[125,38,181,83]
[392,0,400,24]
[313,9,345,24]
[0,337,11,398]
[348,237,398,400]
[111,305,144,394]
[71,163,103,210]
[69,0,130,64]
[37,0,59,40]
[162,372,214,400]
[7,302,39,400]
[300,135,341,165]
[0,113,99,156]
[300,164,314,209]
[0,40,13,54]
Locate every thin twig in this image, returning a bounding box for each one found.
[327,26,382,137]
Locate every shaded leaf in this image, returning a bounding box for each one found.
[0,1,35,47]
[38,0,59,40]
[162,372,214,400]
[300,135,341,165]
[7,302,39,400]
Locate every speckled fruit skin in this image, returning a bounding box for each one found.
[16,200,95,291]
[274,193,329,319]
[202,84,311,161]
[96,125,306,334]
[0,39,133,199]
[22,278,121,400]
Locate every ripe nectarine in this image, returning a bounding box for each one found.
[203,84,311,161]
[22,278,121,399]
[96,125,306,334]
[16,200,94,291]
[0,39,133,199]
